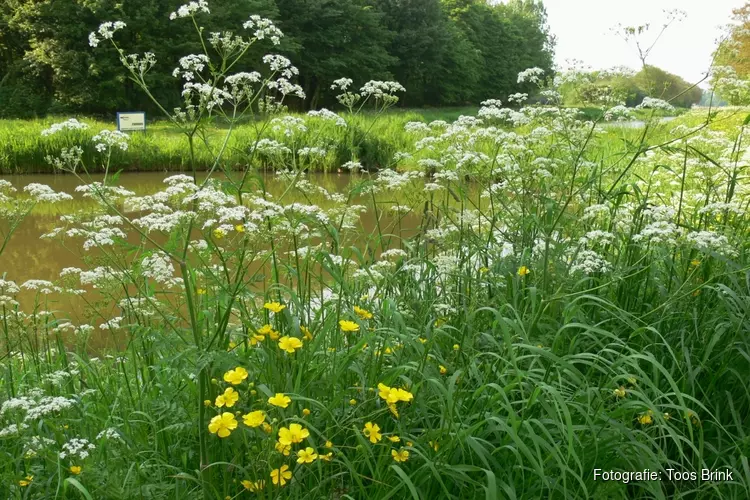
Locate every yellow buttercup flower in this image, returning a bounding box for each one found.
[378,383,401,404]
[242,410,266,428]
[258,324,280,340]
[213,228,226,239]
[275,441,291,456]
[388,435,401,443]
[19,475,33,487]
[613,386,626,398]
[215,387,239,408]
[638,410,654,425]
[262,422,273,434]
[429,440,439,451]
[378,383,413,405]
[223,367,248,385]
[301,325,313,341]
[349,399,357,406]
[196,288,207,295]
[391,448,410,462]
[418,337,427,344]
[302,408,311,416]
[297,447,318,464]
[278,336,303,354]
[249,333,264,345]
[325,440,333,448]
[453,344,460,351]
[388,403,400,418]
[208,412,238,438]
[264,301,286,313]
[270,464,292,486]
[70,465,82,475]
[235,224,245,233]
[278,423,310,446]
[319,452,333,461]
[203,399,212,407]
[241,480,264,492]
[363,422,382,443]
[691,259,701,267]
[339,320,359,332]
[353,306,373,320]
[517,266,530,276]
[439,365,448,375]
[268,393,291,408]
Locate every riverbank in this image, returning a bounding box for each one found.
[0,106,714,175]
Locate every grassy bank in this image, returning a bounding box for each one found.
[0,108,478,174]
[0,105,707,175]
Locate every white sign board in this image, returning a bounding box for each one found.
[117,112,146,132]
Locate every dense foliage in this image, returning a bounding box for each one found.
[2,8,750,499]
[711,3,750,105]
[558,65,702,109]
[0,0,553,117]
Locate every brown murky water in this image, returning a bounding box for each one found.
[0,172,423,331]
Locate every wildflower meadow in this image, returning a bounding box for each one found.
[2,4,750,500]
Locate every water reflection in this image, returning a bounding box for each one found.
[0,172,424,326]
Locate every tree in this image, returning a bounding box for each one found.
[274,0,396,109]
[634,65,702,108]
[4,0,279,116]
[714,4,750,78]
[442,0,554,102]
[0,0,556,115]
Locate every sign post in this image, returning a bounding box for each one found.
[116,112,146,132]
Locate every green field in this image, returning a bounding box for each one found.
[0,106,699,175]
[0,108,481,174]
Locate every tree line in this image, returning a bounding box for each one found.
[0,0,554,117]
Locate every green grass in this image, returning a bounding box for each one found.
[2,104,750,499]
[0,105,718,175]
[0,108,476,174]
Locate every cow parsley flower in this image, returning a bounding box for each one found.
[169,0,210,20]
[41,119,89,136]
[23,184,73,203]
[571,250,612,274]
[141,252,180,286]
[517,67,545,84]
[21,280,59,294]
[92,130,129,152]
[307,108,346,127]
[60,438,96,460]
[96,428,123,442]
[635,97,674,111]
[89,21,126,47]
[686,231,737,257]
[243,15,283,44]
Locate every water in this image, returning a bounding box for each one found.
[0,172,422,329]
[604,116,677,129]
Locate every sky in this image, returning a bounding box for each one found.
[541,0,746,85]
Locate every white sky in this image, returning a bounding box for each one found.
[542,0,746,85]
